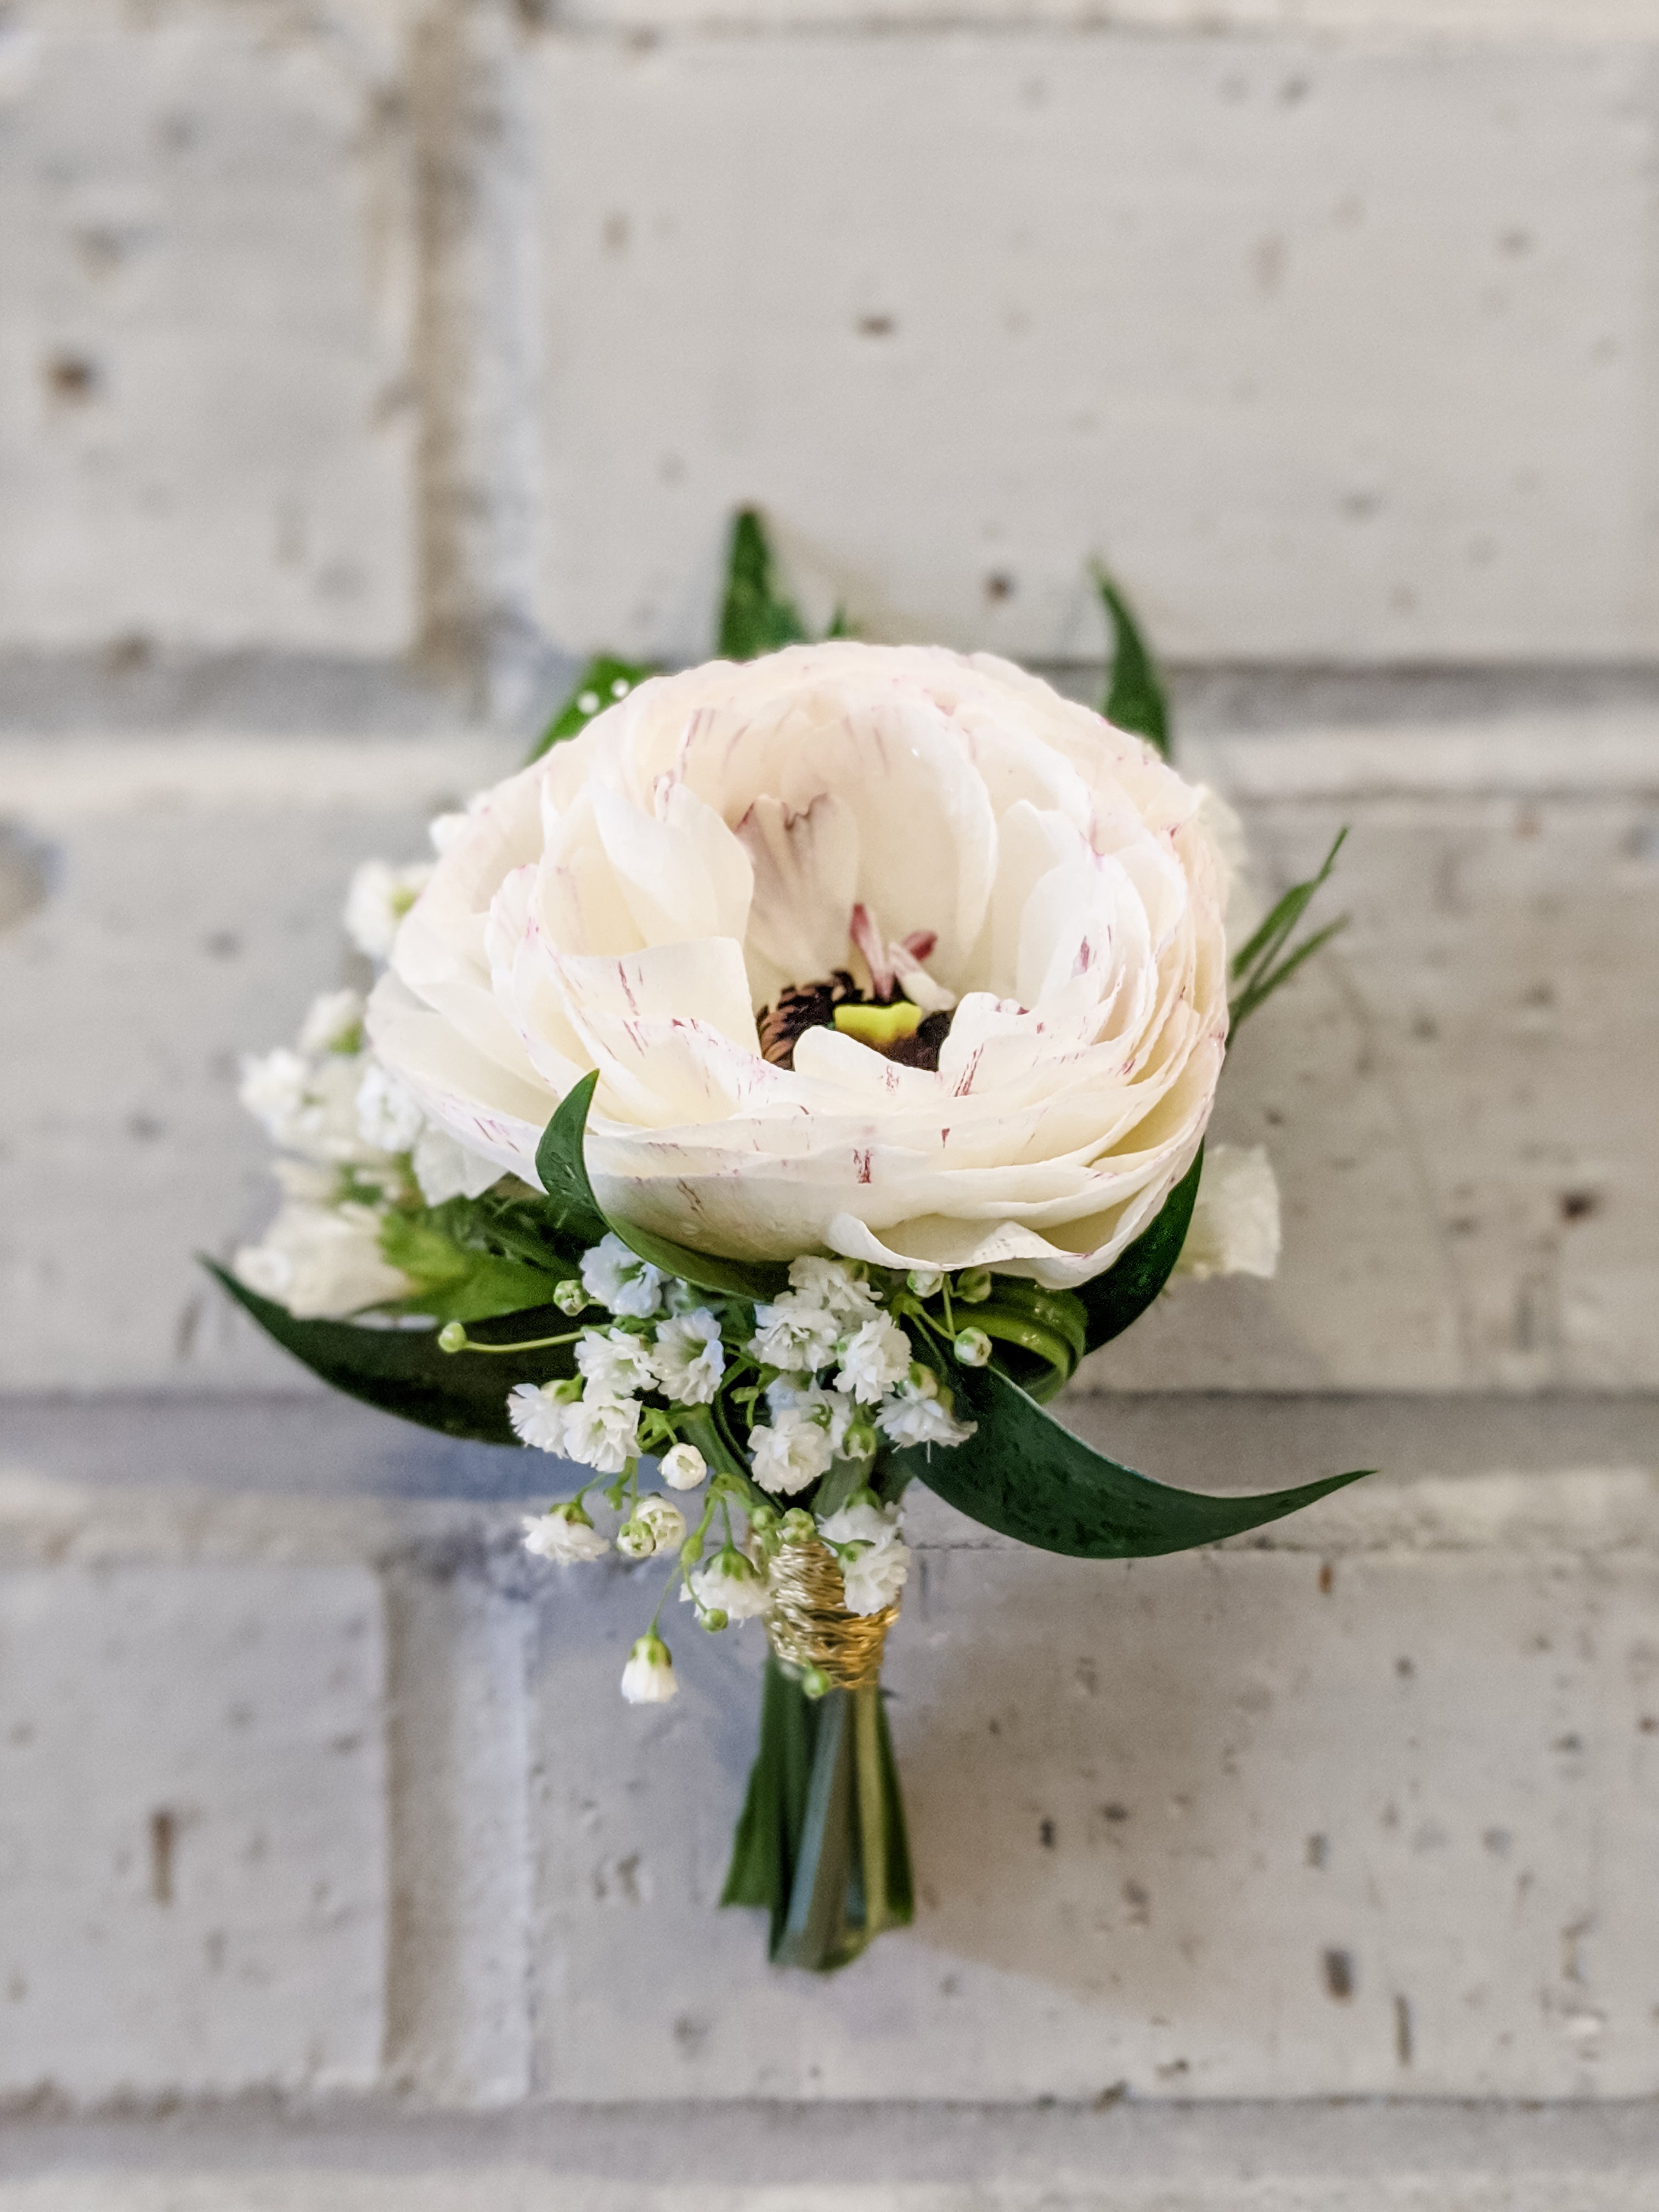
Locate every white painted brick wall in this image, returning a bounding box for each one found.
[2,0,1657,2192]
[0,1561,386,2099]
[0,0,418,654]
[534,24,1659,665]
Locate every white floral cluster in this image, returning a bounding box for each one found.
[512,1239,978,1706]
[233,853,501,1318]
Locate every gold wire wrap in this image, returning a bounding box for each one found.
[764,1537,899,1690]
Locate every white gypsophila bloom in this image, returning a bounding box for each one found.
[786,1255,879,1323]
[522,1505,609,1562]
[344,858,433,962]
[233,1201,411,1320]
[819,1496,901,1549]
[635,1494,687,1551]
[749,1295,842,1374]
[580,1232,665,1320]
[765,1375,857,1456]
[877,1380,977,1450]
[620,1633,678,1705]
[1172,1143,1282,1282]
[660,1441,707,1489]
[238,1047,311,1146]
[356,1060,426,1154]
[689,1546,771,1621]
[652,1308,726,1404]
[507,1381,569,1454]
[562,1392,641,1474]
[575,1325,659,1401]
[297,988,365,1056]
[836,1314,913,1406]
[410,1123,500,1206]
[748,1410,836,1495]
[366,644,1229,1290]
[840,1538,911,1615]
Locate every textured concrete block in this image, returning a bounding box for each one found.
[0,1562,386,2099]
[384,1565,533,2106]
[0,731,514,1393]
[0,0,417,653]
[529,1472,1659,2100]
[533,26,1659,665]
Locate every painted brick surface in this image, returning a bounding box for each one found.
[529,1475,1659,2101]
[0,1561,386,2099]
[0,0,418,653]
[534,27,1659,666]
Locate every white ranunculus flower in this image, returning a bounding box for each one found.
[410,1122,501,1206]
[367,644,1229,1289]
[1172,1142,1282,1280]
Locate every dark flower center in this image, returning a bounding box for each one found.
[759,970,954,1072]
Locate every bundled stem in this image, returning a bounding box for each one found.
[721,1533,913,1971]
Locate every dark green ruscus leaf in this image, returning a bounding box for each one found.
[534,1071,789,1300]
[890,1356,1370,1558]
[202,1260,577,1445]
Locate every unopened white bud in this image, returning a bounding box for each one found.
[906,1268,945,1297]
[554,1279,589,1316]
[661,1442,708,1490]
[620,1632,678,1704]
[616,1517,657,1559]
[953,1327,992,1368]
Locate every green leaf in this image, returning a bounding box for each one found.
[1229,828,1349,1031]
[376,1211,564,1325]
[524,655,658,765]
[718,510,811,661]
[1093,565,1170,759]
[534,1071,789,1301]
[891,1356,1370,1558]
[532,1073,611,1246]
[202,1260,576,1446]
[1230,915,1349,1028]
[1073,1147,1203,1356]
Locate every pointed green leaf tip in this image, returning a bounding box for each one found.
[719,509,812,661]
[890,1356,1370,1559]
[1093,565,1170,759]
[524,654,659,766]
[1230,827,1351,1028]
[533,1071,789,1300]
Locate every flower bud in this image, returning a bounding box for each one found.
[906,1267,945,1298]
[799,1666,832,1700]
[842,1419,878,1463]
[636,1495,687,1551]
[615,1517,657,1559]
[953,1327,992,1368]
[779,1507,818,1544]
[553,1279,589,1317]
[699,1607,730,1632]
[660,1442,708,1491]
[955,1267,993,1304]
[437,1321,467,1353]
[620,1632,678,1704]
[747,1501,778,1532]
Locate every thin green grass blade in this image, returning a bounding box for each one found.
[1093,566,1170,758]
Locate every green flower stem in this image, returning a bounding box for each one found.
[722,1656,913,1972]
